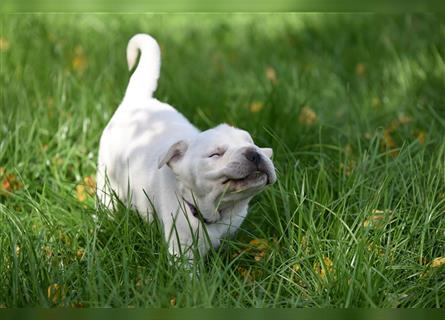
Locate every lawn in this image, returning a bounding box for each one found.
[1,13,444,307]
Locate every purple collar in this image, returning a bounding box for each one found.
[183,198,211,224]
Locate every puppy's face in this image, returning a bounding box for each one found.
[158,124,276,223]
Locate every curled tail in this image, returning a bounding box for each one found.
[125,34,161,99]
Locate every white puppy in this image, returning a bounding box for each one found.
[97,34,276,259]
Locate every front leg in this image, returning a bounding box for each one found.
[163,215,219,261]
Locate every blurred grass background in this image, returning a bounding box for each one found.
[2,0,443,12]
[1,14,444,307]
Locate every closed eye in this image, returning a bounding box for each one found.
[208,148,227,158]
[209,153,221,158]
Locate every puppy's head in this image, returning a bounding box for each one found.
[158,124,276,223]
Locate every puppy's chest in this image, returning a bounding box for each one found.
[207,211,247,240]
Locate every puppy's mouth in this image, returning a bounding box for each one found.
[222,170,268,189]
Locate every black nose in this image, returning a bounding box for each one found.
[244,149,261,165]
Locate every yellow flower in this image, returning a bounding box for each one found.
[362,214,385,229]
[75,175,96,202]
[76,247,85,260]
[292,263,301,272]
[72,45,88,74]
[84,175,96,194]
[249,239,269,250]
[265,66,278,84]
[0,37,10,52]
[298,106,317,125]
[254,251,266,262]
[249,238,269,262]
[431,257,445,268]
[371,97,381,108]
[43,245,53,257]
[47,283,66,304]
[382,129,396,149]
[397,115,412,125]
[1,172,24,196]
[314,256,333,279]
[249,101,264,113]
[75,184,86,202]
[237,266,262,281]
[416,130,426,145]
[355,63,366,76]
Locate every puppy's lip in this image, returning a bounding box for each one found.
[265,169,276,185]
[222,170,268,185]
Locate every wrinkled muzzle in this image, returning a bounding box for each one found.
[222,147,276,185]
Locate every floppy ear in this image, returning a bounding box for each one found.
[158,140,188,169]
[261,147,273,159]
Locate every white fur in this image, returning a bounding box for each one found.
[97,33,276,259]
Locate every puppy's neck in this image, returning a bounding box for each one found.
[182,197,211,224]
[176,181,250,225]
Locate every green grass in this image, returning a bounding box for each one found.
[1,13,445,307]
